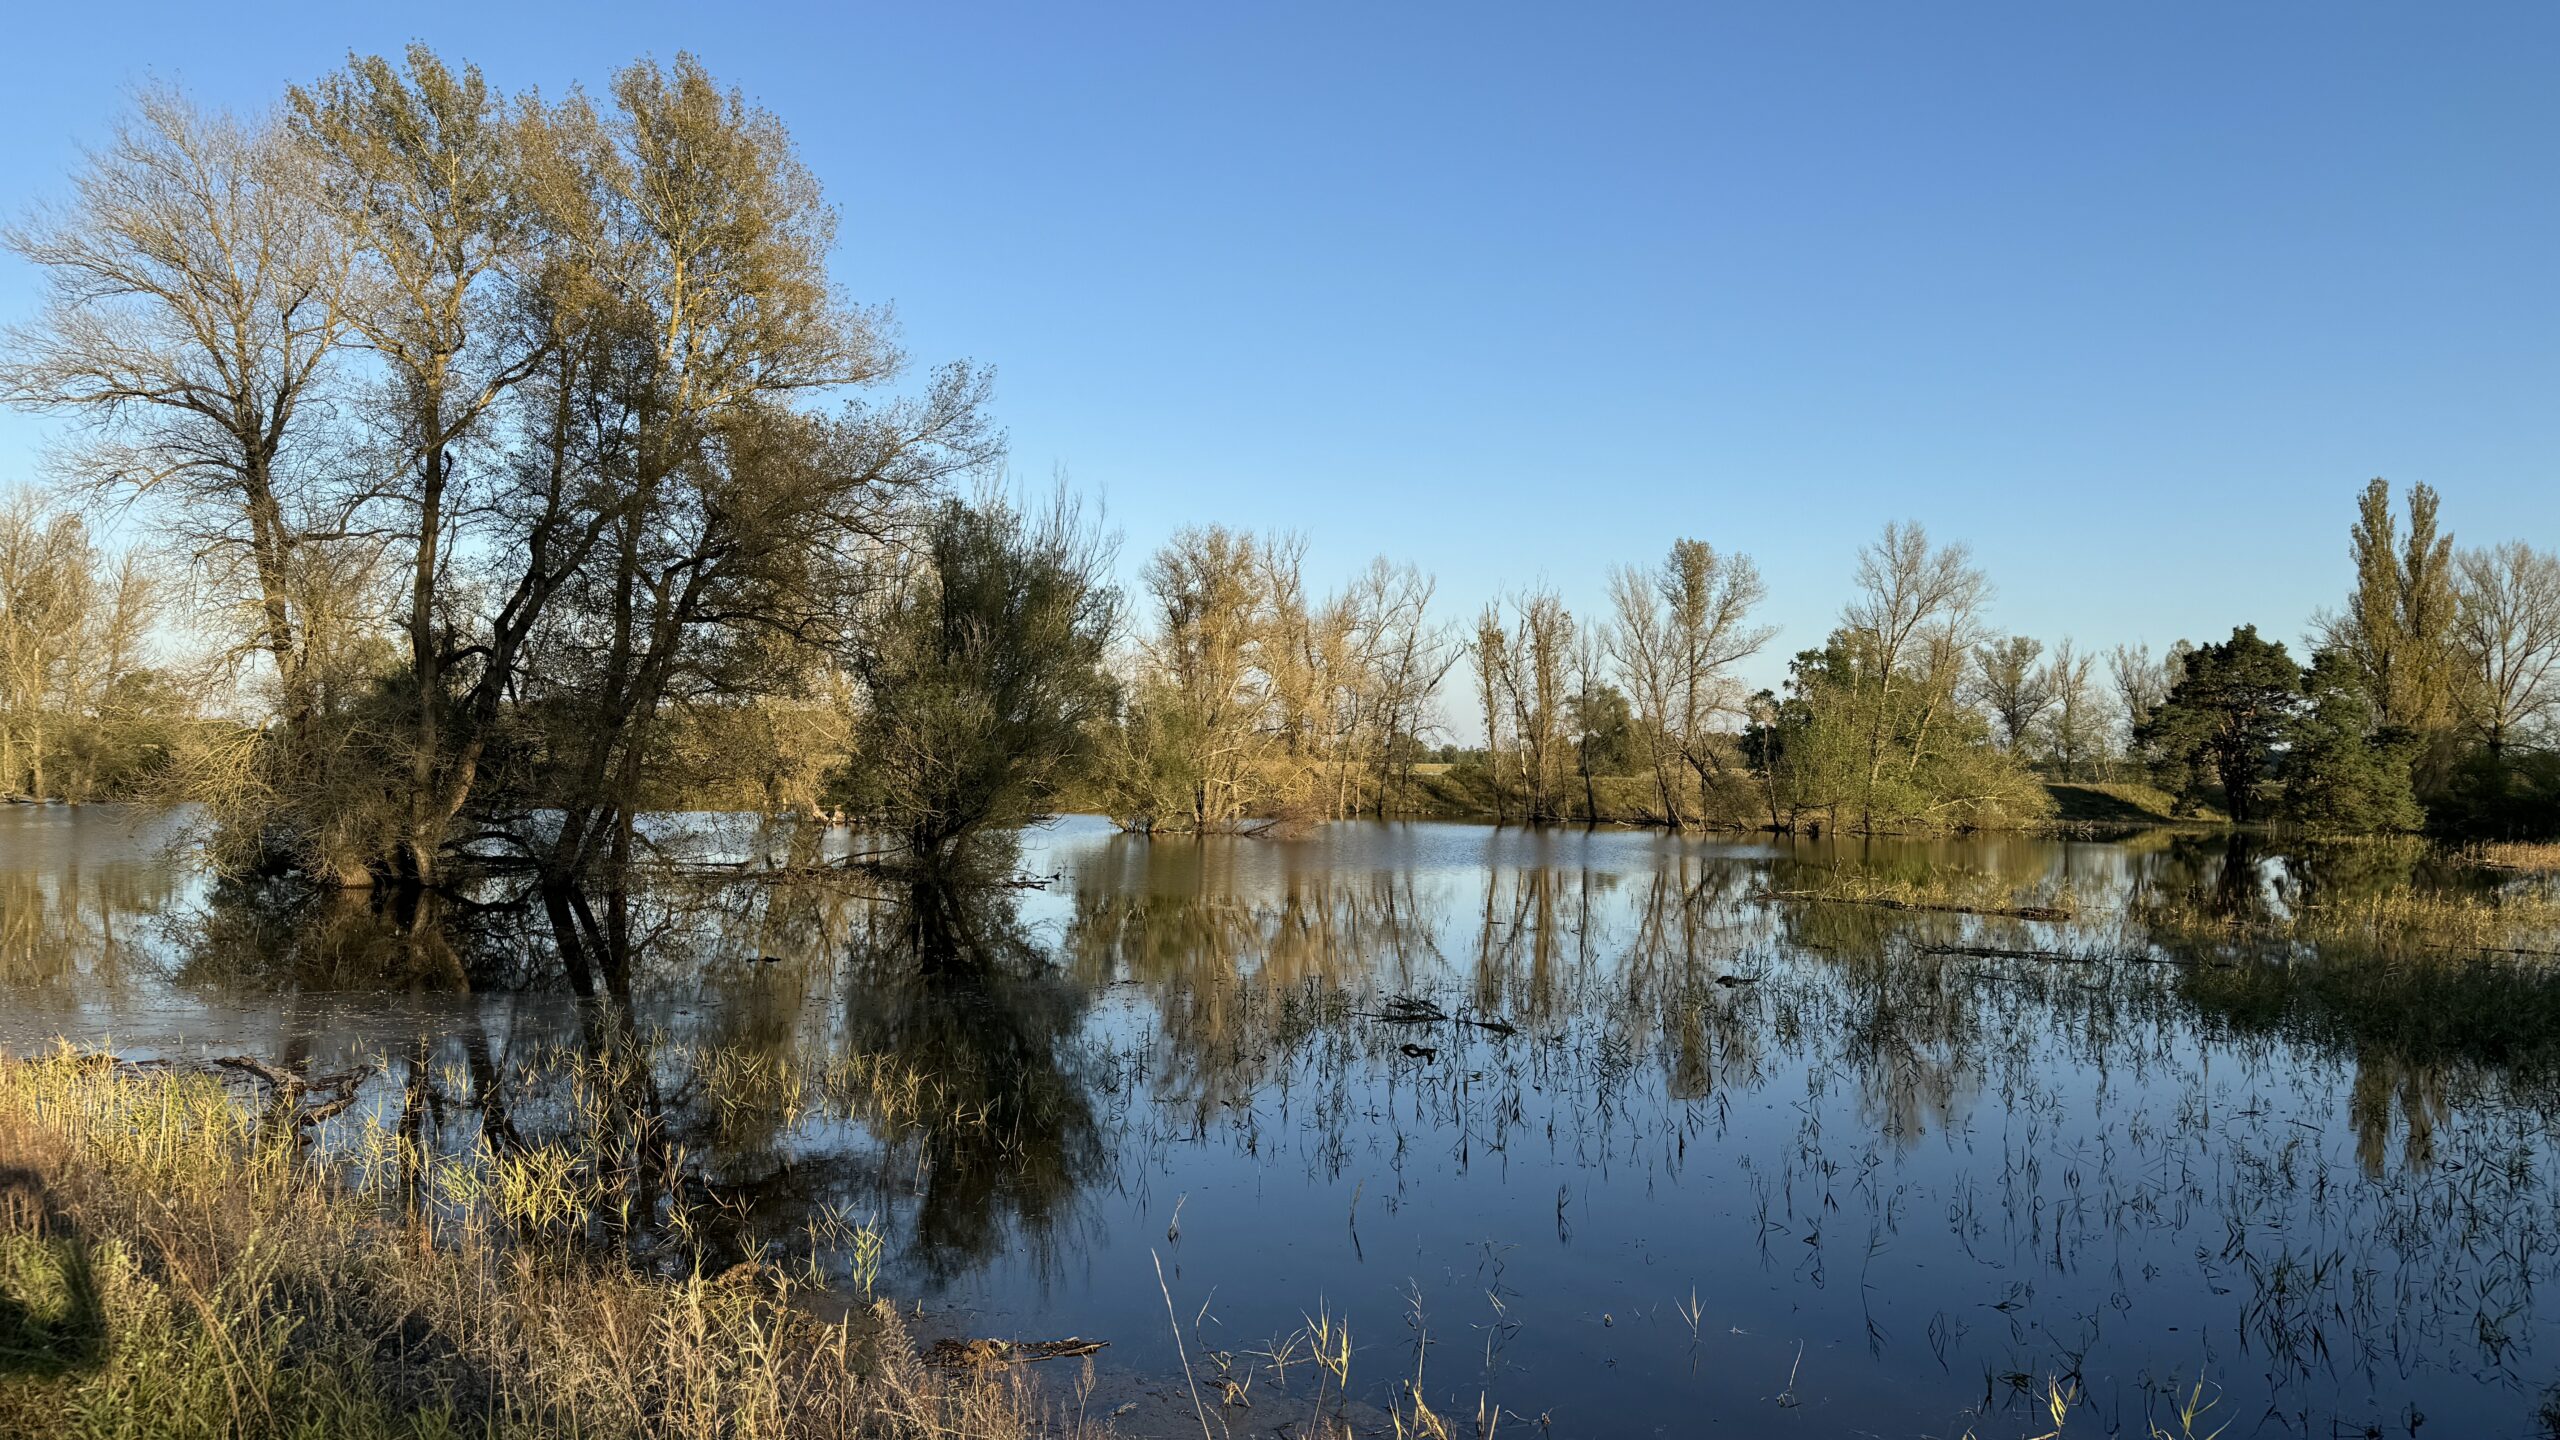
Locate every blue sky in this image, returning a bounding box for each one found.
[3,3,2553,694]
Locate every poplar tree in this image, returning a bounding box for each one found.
[2326,477,2458,734]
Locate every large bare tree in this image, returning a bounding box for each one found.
[1606,538,1772,828]
[2452,541,2560,757]
[3,88,351,737]
[2041,638,2101,779]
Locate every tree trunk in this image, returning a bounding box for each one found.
[403,437,449,886]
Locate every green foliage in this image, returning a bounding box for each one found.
[1568,681,1639,776]
[2283,652,2423,831]
[1757,634,2052,832]
[1094,672,1218,831]
[2429,747,2560,840]
[2138,626,2303,823]
[2330,478,2459,735]
[2278,652,2423,831]
[2139,627,2435,831]
[846,497,1119,861]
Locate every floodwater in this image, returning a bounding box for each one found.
[5,805,2560,1437]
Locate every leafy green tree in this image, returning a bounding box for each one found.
[2282,651,2422,831]
[2433,746,2560,839]
[847,495,1119,864]
[2137,625,2303,822]
[1568,682,1638,776]
[1758,633,2047,833]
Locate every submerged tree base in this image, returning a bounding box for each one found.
[0,1051,1077,1440]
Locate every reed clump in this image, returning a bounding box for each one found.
[2291,887,2560,950]
[2139,886,2560,954]
[1764,868,2080,922]
[0,1047,1074,1440]
[2467,840,2560,874]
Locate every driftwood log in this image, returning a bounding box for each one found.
[1760,889,2071,922]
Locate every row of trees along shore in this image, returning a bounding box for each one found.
[3,50,2556,898]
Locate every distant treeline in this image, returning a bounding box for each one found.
[1067,484,2556,839]
[2,49,2552,885]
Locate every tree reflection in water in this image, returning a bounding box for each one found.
[8,814,2560,1435]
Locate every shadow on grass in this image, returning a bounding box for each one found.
[2044,781,2203,823]
[0,1163,106,1382]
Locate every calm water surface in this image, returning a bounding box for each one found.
[4,806,2559,1437]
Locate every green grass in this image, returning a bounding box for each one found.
[2041,781,2217,825]
[1399,766,1748,826]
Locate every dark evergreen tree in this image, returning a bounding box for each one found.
[2282,651,2423,831]
[2136,625,2303,823]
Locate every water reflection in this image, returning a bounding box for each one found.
[4,809,2560,1436]
[842,876,1104,1283]
[0,806,188,1007]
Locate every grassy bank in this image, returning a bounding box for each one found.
[2040,780,2212,825]
[1391,771,2210,832]
[0,1049,1066,1440]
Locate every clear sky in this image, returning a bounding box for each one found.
[2,3,2553,694]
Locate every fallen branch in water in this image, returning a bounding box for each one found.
[928,1336,1109,1369]
[209,1055,374,1129]
[1915,944,2103,964]
[2425,942,2560,958]
[1919,944,2235,970]
[1758,889,2071,922]
[1352,995,1520,1037]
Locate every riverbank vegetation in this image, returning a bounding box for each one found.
[2470,840,2560,873]
[0,1047,1065,1440]
[0,47,2553,886]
